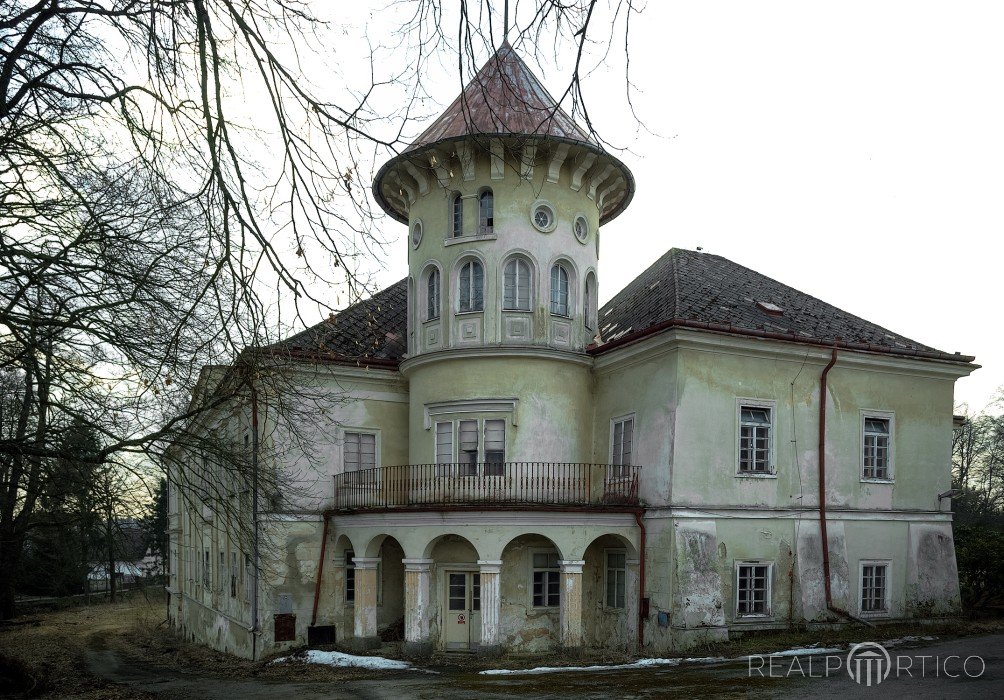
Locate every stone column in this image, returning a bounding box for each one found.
[351,557,381,650]
[402,558,434,657]
[478,559,503,655]
[559,559,585,652]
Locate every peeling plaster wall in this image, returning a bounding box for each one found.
[906,523,961,616]
[671,520,725,631]
[500,535,559,652]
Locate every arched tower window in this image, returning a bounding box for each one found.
[549,263,570,317]
[451,193,463,238]
[426,268,441,321]
[479,189,494,235]
[458,259,484,312]
[584,272,597,330]
[503,258,531,311]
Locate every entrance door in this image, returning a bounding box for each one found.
[444,571,481,650]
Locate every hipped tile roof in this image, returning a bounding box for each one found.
[272,249,972,366]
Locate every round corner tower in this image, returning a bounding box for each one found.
[373,42,634,465]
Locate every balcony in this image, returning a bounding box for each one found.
[332,462,641,511]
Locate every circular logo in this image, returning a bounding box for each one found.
[846,642,892,687]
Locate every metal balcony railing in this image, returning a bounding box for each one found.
[332,462,640,510]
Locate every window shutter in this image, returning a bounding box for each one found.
[344,432,360,471]
[435,422,453,463]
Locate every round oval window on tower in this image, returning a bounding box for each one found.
[411,219,424,248]
[531,201,556,233]
[573,215,588,243]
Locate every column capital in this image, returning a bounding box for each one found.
[402,558,434,572]
[478,559,503,574]
[352,557,381,570]
[559,559,586,574]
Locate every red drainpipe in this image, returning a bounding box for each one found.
[310,513,331,627]
[633,509,646,649]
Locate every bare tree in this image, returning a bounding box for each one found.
[0,0,642,619]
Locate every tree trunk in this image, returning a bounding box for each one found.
[0,537,21,619]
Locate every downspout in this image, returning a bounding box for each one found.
[250,378,261,658]
[817,347,874,627]
[310,513,331,627]
[633,509,646,649]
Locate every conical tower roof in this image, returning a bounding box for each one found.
[404,41,597,152]
[374,42,634,224]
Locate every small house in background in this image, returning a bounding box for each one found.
[87,562,142,593]
[166,43,977,659]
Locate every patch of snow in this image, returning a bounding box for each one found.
[766,647,844,658]
[272,650,413,671]
[479,656,727,676]
[882,635,936,647]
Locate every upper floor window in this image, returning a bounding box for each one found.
[503,258,531,311]
[549,263,570,316]
[451,192,463,238]
[458,259,484,312]
[434,417,505,477]
[738,403,773,474]
[344,432,376,472]
[479,189,494,235]
[611,415,634,471]
[584,272,597,330]
[425,268,441,321]
[862,414,893,481]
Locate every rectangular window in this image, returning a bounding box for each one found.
[860,562,889,614]
[739,405,772,473]
[736,562,771,617]
[230,551,237,598]
[435,421,454,476]
[203,549,211,589]
[244,553,253,601]
[863,417,891,480]
[458,420,479,476]
[605,551,627,608]
[344,432,376,472]
[611,416,634,474]
[219,551,225,593]
[484,419,505,475]
[345,550,355,603]
[532,551,560,608]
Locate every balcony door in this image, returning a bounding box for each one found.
[444,571,481,650]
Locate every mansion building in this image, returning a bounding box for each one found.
[166,43,975,658]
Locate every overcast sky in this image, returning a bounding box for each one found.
[334,1,1001,412]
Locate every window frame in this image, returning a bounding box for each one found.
[735,399,777,478]
[583,271,597,331]
[604,549,627,609]
[609,413,636,476]
[502,256,533,311]
[858,560,892,618]
[424,265,441,321]
[450,192,463,238]
[478,188,494,236]
[457,258,485,313]
[530,549,561,609]
[860,410,895,483]
[549,262,571,317]
[345,549,355,604]
[341,428,380,474]
[734,560,773,620]
[433,417,507,476]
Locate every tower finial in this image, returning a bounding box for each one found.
[503,0,509,39]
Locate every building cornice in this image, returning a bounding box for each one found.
[400,345,592,375]
[592,327,977,381]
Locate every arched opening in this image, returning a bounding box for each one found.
[361,534,406,642]
[584,271,597,331]
[582,533,638,650]
[423,534,481,651]
[424,266,441,321]
[499,533,564,652]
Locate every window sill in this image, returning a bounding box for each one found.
[444,234,497,247]
[455,310,484,316]
[860,478,894,485]
[733,615,775,623]
[735,472,777,479]
[858,610,890,619]
[550,313,572,320]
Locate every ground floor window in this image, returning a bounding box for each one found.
[735,561,771,617]
[605,550,627,608]
[532,551,560,608]
[860,561,889,614]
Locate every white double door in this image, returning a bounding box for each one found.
[444,570,481,650]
